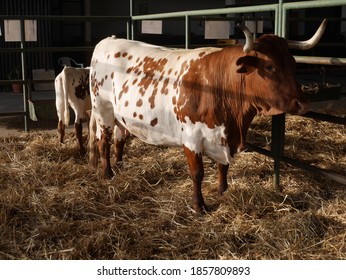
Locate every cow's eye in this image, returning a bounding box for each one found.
[265,64,275,72]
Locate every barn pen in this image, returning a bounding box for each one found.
[1,0,344,194]
[0,0,345,261]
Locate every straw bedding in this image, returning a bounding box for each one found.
[0,114,345,260]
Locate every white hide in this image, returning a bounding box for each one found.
[55,66,91,126]
[90,37,234,165]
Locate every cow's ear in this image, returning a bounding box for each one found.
[236,56,257,74]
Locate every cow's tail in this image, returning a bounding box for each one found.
[55,74,63,121]
[62,68,70,127]
[88,110,99,167]
[55,74,65,142]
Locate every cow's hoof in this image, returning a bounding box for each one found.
[275,183,283,192]
[217,183,228,196]
[103,168,114,179]
[192,202,208,214]
[79,146,87,156]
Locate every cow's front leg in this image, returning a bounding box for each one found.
[75,119,86,155]
[98,132,113,178]
[184,146,206,213]
[217,163,229,195]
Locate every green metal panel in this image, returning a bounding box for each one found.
[132,4,278,20]
[284,0,346,9]
[294,56,346,65]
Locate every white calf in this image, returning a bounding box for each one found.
[55,66,91,154]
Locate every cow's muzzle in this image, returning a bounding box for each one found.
[289,98,309,115]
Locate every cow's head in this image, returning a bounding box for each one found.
[235,19,327,116]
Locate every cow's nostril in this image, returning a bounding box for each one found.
[291,99,309,115]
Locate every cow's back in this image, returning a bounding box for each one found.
[90,38,215,140]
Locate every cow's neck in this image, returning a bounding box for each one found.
[225,107,256,156]
[178,47,257,156]
[205,49,257,156]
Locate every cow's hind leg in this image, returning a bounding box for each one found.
[217,163,229,195]
[184,146,206,213]
[113,125,129,163]
[98,129,114,178]
[58,120,65,143]
[88,110,99,167]
[114,139,126,162]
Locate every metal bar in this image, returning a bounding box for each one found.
[281,156,346,185]
[0,112,26,117]
[271,114,286,188]
[185,15,190,49]
[246,143,346,186]
[0,15,130,21]
[246,143,271,158]
[129,0,133,18]
[0,46,95,53]
[275,4,280,36]
[283,0,346,10]
[192,16,274,21]
[271,0,284,188]
[132,4,278,21]
[20,18,29,132]
[129,0,134,40]
[277,0,283,36]
[294,56,346,66]
[282,5,288,38]
[303,111,346,125]
[0,80,54,85]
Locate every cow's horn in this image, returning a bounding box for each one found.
[287,19,327,50]
[237,23,256,53]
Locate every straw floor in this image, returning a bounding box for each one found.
[0,114,345,259]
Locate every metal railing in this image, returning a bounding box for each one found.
[132,3,279,48]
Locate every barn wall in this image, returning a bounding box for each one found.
[1,0,345,86]
[0,0,53,82]
[89,0,227,41]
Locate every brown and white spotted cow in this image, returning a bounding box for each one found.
[89,20,326,212]
[55,66,91,154]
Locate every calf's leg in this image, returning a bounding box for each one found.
[184,146,205,213]
[58,120,65,143]
[75,119,86,155]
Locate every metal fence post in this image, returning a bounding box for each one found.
[271,114,286,189]
[20,18,29,132]
[185,15,190,49]
[270,0,285,189]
